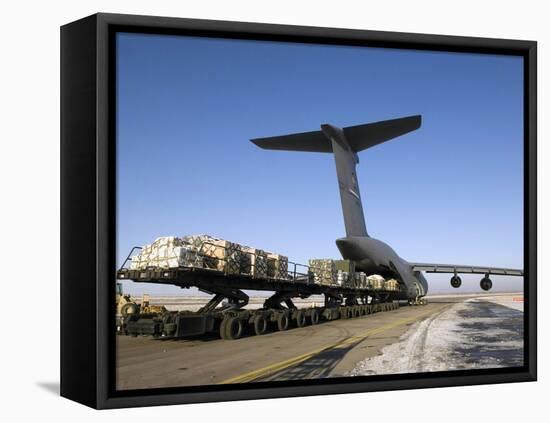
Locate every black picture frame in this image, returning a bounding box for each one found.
[60,12,537,409]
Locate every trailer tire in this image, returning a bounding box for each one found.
[253,315,268,336]
[225,316,244,340]
[277,313,289,331]
[295,310,306,328]
[309,309,320,325]
[340,307,348,319]
[219,317,229,339]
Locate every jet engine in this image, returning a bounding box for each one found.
[480,275,492,291]
[450,275,462,288]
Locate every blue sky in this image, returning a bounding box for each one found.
[116,32,523,295]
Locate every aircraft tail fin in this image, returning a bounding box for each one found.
[251,115,421,238]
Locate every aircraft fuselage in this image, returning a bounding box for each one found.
[336,236,428,300]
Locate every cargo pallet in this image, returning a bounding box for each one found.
[116,245,402,340]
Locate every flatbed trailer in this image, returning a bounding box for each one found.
[116,246,403,340]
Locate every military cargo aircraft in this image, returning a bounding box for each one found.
[251,115,523,302]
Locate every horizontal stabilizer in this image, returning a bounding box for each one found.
[250,115,421,153]
[343,115,421,152]
[251,130,332,152]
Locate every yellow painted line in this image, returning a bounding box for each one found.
[219,305,448,384]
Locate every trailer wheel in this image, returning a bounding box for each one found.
[219,317,229,339]
[340,307,348,319]
[225,316,244,340]
[295,310,306,328]
[276,313,289,331]
[309,309,320,325]
[253,315,268,336]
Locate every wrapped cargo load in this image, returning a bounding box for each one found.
[266,253,288,280]
[242,247,268,278]
[334,260,355,287]
[354,272,367,289]
[129,236,202,270]
[129,234,291,280]
[336,270,350,287]
[182,234,244,275]
[367,274,386,290]
[309,259,337,286]
[335,259,355,274]
[385,278,399,292]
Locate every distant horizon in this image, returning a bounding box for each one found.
[125,290,524,299]
[116,32,524,296]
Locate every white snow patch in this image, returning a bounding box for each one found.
[481,295,524,312]
[348,299,523,376]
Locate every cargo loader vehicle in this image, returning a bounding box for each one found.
[117,238,401,340]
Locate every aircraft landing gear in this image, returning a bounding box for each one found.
[408,297,427,306]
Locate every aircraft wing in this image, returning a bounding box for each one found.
[410,263,523,276]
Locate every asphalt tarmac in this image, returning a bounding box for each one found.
[115,293,523,390]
